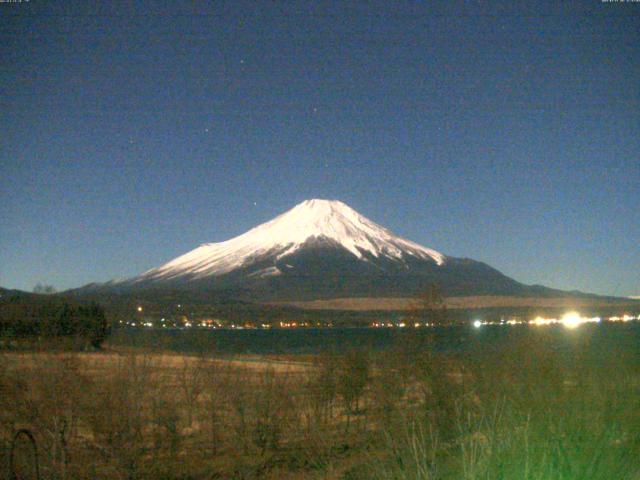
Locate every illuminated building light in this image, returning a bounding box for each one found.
[530,316,557,326]
[562,312,583,329]
[473,320,482,328]
[560,312,600,329]
[607,314,639,322]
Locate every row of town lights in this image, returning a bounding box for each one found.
[371,321,438,328]
[132,305,637,330]
[473,312,640,329]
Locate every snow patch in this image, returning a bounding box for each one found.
[248,266,282,278]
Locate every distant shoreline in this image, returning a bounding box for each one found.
[270,295,640,311]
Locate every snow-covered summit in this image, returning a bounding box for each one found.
[131,199,445,283]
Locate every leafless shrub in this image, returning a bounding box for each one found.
[252,367,296,455]
[150,386,181,462]
[1,354,89,479]
[336,350,370,433]
[177,355,207,427]
[303,352,338,432]
[84,352,157,478]
[201,361,230,456]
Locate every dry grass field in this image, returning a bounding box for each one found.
[1,327,639,479]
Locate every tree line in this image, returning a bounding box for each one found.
[0,294,110,349]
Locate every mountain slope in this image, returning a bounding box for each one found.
[130,199,445,285]
[83,199,558,301]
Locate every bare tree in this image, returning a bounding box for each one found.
[178,356,206,427]
[337,350,370,432]
[250,367,294,455]
[85,353,156,478]
[305,353,338,430]
[203,362,231,455]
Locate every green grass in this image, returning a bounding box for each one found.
[367,328,640,480]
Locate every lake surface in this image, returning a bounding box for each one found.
[111,322,640,356]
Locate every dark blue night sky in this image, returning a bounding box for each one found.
[1,0,639,296]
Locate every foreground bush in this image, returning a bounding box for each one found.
[367,328,640,480]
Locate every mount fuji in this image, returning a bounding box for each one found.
[94,199,541,301]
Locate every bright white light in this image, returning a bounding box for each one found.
[473,320,482,328]
[561,312,583,329]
